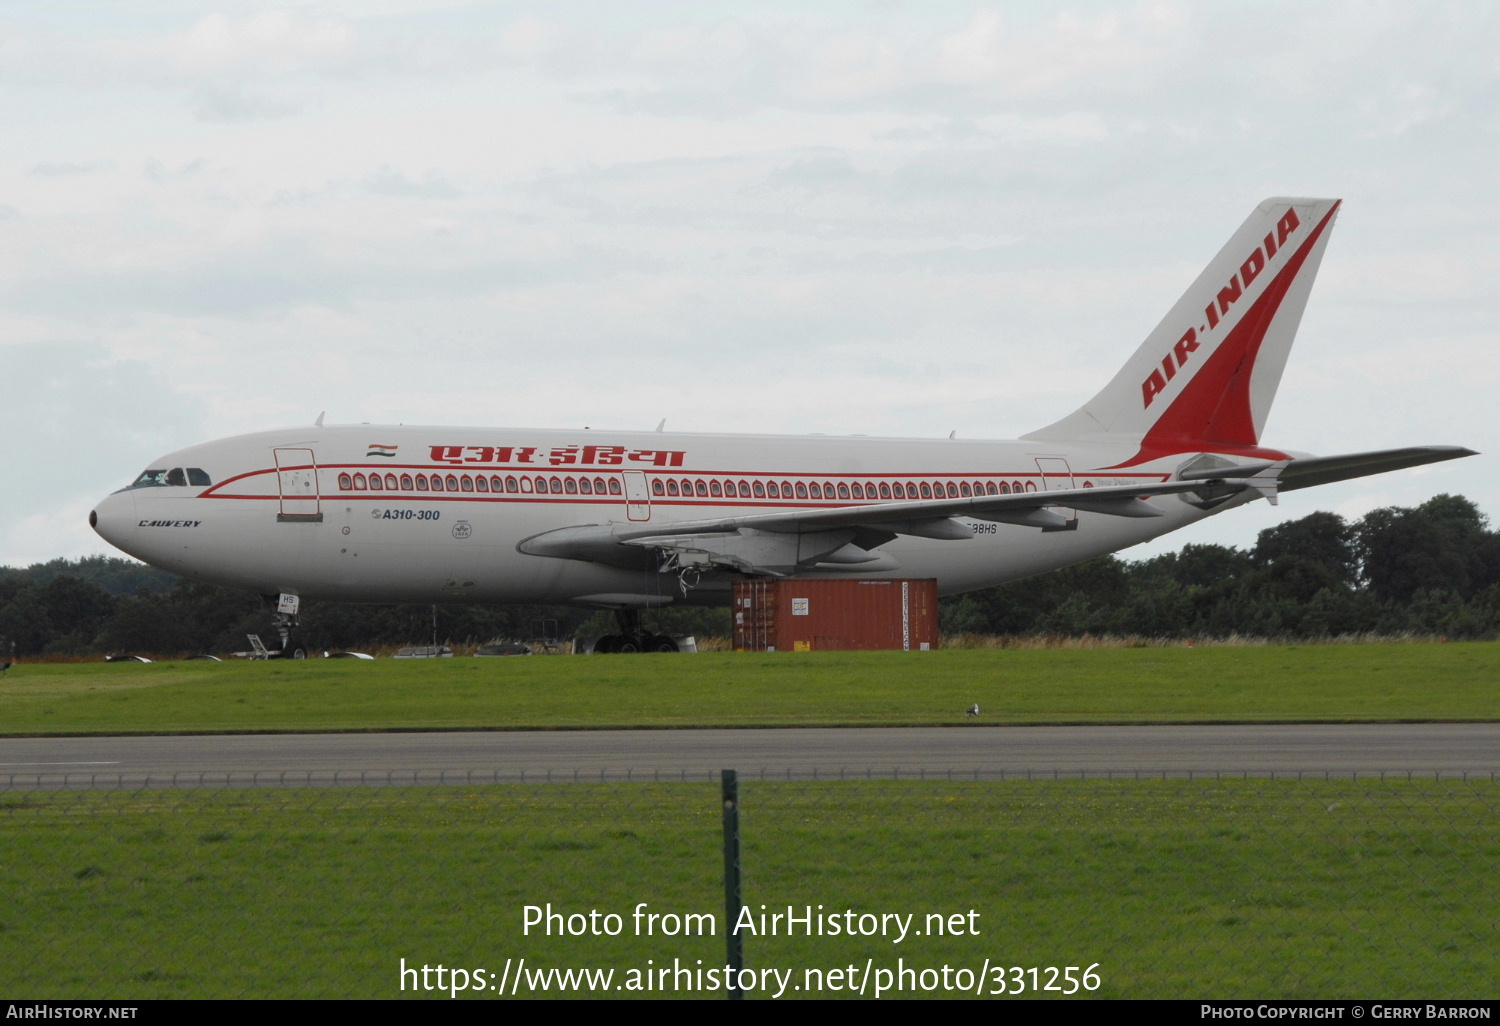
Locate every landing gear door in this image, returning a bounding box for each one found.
[623,470,650,522]
[1034,457,1077,525]
[274,447,323,522]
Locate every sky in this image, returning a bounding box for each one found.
[2,0,1496,568]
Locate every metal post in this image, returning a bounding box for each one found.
[721,769,743,1000]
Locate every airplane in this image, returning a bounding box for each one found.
[89,197,1475,655]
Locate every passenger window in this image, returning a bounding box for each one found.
[653,480,665,496]
[431,475,444,492]
[385,474,398,490]
[353,473,368,490]
[809,483,821,498]
[519,477,533,493]
[749,481,762,498]
[534,476,548,494]
[696,480,709,497]
[738,482,752,498]
[907,481,917,497]
[187,468,211,486]
[767,481,779,498]
[959,482,971,497]
[446,474,460,491]
[850,483,863,498]
[795,482,808,498]
[549,476,562,493]
[461,475,474,492]
[781,481,793,497]
[710,480,723,497]
[667,479,679,496]
[166,468,187,486]
[837,483,850,499]
[506,476,519,493]
[608,478,622,495]
[879,483,891,498]
[1024,481,1037,492]
[594,477,607,493]
[401,474,414,490]
[893,483,904,498]
[823,482,835,497]
[475,476,488,492]
[1000,482,1011,494]
[369,474,383,491]
[578,477,592,494]
[416,475,429,491]
[339,473,353,490]
[986,482,997,495]
[565,477,578,494]
[920,482,932,498]
[865,482,876,496]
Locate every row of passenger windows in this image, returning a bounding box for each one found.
[336,471,1045,499]
[652,477,1038,499]
[338,472,625,496]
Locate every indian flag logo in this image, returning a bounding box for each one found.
[366,444,399,458]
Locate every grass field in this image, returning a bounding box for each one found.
[1,778,1493,999]
[0,642,1495,735]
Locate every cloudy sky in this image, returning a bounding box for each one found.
[2,0,1495,568]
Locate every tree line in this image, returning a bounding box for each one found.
[2,494,1497,658]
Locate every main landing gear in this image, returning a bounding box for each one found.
[593,609,679,654]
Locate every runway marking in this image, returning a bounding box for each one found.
[0,761,121,766]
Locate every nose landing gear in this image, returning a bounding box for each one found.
[262,593,307,659]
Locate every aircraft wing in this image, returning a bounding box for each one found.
[520,476,1257,577]
[518,445,1476,577]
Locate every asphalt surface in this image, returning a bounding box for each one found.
[2,723,1497,787]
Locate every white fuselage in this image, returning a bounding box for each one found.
[90,424,1245,607]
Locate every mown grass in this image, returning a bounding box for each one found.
[0,779,1493,998]
[0,643,1496,735]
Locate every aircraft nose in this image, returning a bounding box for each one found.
[90,490,138,554]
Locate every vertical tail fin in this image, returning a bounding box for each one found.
[1022,197,1342,465]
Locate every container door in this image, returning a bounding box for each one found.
[624,470,650,522]
[1034,456,1077,525]
[274,447,323,521]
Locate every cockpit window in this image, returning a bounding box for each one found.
[131,469,170,488]
[187,468,211,486]
[165,468,187,486]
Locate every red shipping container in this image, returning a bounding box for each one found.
[731,578,938,652]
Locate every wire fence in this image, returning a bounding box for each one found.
[1,772,1495,999]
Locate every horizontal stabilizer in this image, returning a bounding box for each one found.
[1176,445,1477,492]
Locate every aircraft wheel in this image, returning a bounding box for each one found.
[651,636,679,653]
[284,639,308,660]
[615,637,641,654]
[593,635,617,654]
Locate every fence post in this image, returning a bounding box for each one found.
[722,769,743,1000]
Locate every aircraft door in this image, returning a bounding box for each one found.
[274,447,323,522]
[623,470,650,522]
[1034,457,1077,526]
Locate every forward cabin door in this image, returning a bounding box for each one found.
[623,470,651,522]
[1034,456,1077,526]
[274,447,323,522]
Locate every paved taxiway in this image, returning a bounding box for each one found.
[2,724,1497,787]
